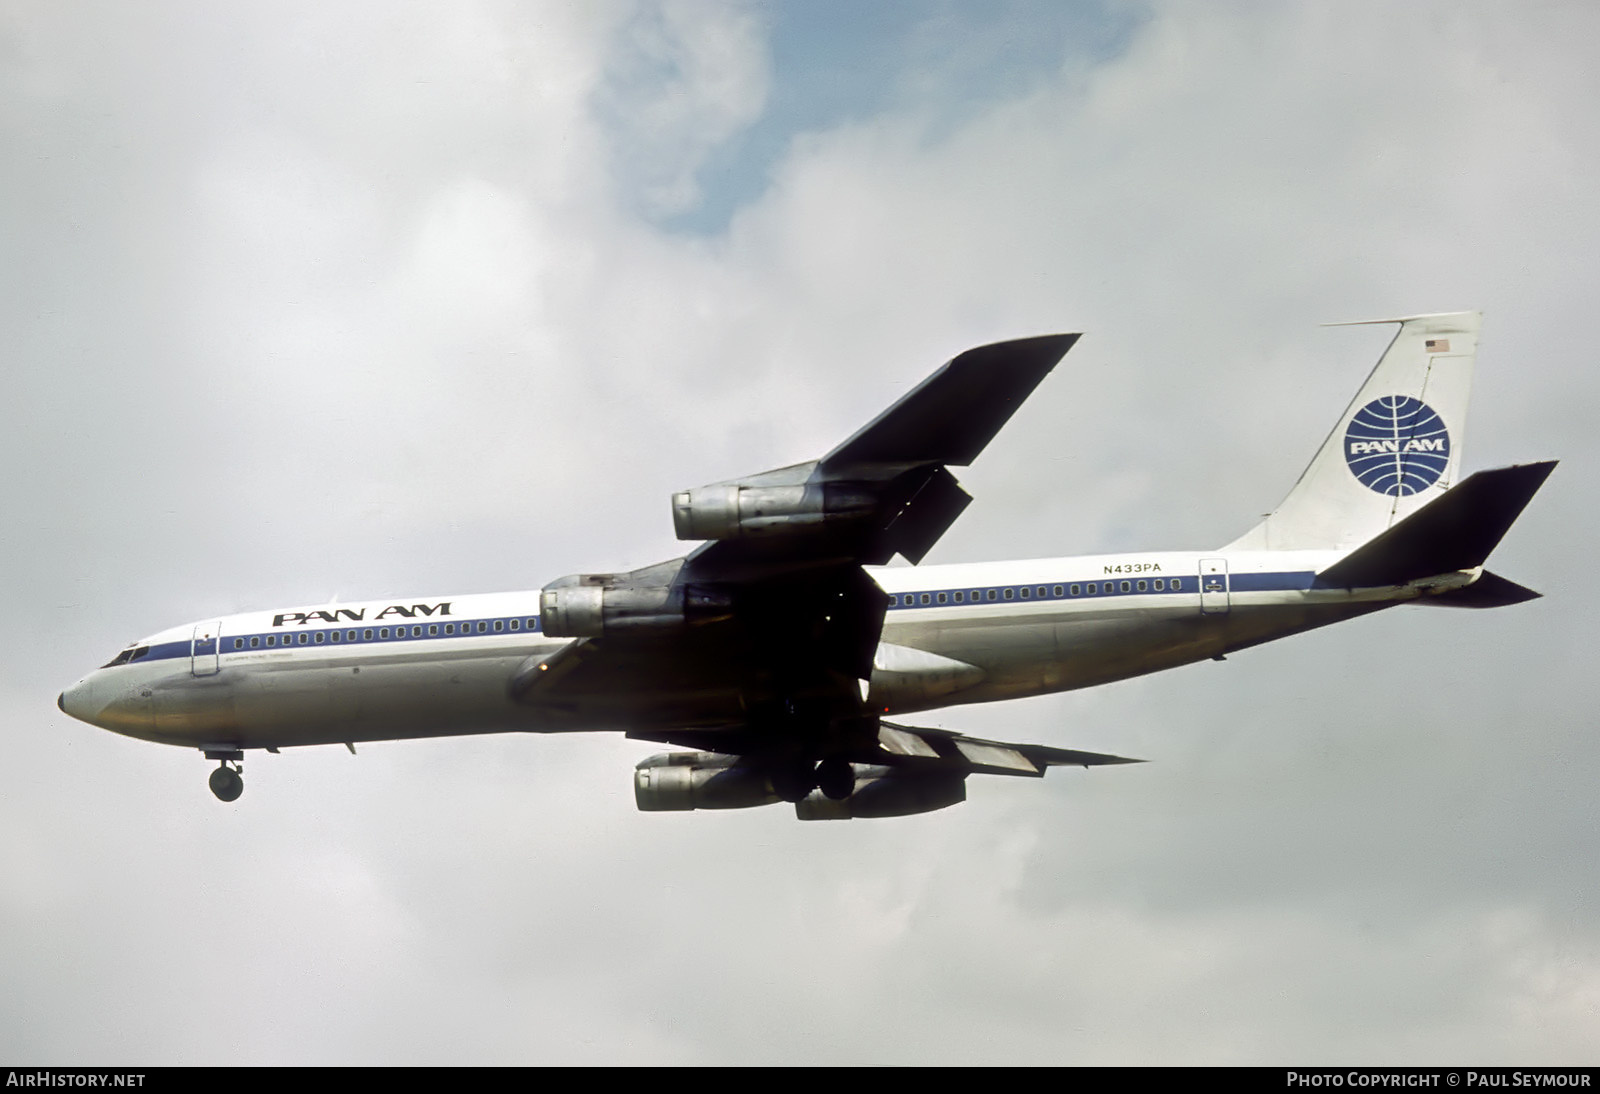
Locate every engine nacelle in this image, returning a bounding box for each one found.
[672,481,877,541]
[795,768,966,820]
[634,752,781,812]
[539,577,732,638]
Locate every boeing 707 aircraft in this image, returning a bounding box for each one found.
[59,312,1554,817]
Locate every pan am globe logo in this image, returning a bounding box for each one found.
[1343,396,1450,496]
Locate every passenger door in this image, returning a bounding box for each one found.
[1199,559,1230,615]
[191,620,221,676]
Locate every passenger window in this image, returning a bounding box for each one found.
[298,634,308,645]
[429,624,439,636]
[380,628,390,639]
[510,619,520,631]
[1053,585,1063,597]
[1038,586,1047,598]
[363,629,373,640]
[1120,581,1131,593]
[494,620,504,631]
[1003,588,1014,600]
[920,594,930,605]
[477,621,487,633]
[412,626,422,637]
[316,632,326,643]
[1087,583,1097,594]
[233,639,243,650]
[953,592,963,603]
[1020,587,1030,599]
[936,593,947,604]
[445,624,455,635]
[1136,580,1147,592]
[1070,584,1081,596]
[1153,579,1164,591]
[331,631,341,643]
[250,637,259,648]
[986,590,997,601]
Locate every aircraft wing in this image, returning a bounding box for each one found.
[871,721,1143,776]
[679,332,1078,576]
[518,335,1080,744]
[628,720,1142,820]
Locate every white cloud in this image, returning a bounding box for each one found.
[597,0,770,219]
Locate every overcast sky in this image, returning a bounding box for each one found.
[4,0,1597,1065]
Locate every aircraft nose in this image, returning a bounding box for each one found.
[59,673,162,739]
[58,679,94,724]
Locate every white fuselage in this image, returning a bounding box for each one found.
[58,546,1462,753]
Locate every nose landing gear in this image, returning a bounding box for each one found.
[204,750,244,802]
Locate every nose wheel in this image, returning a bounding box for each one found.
[204,751,244,802]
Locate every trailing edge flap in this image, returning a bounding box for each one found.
[876,721,1143,777]
[1316,461,1556,589]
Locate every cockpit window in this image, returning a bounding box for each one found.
[101,645,149,668]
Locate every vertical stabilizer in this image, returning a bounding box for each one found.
[1226,312,1479,552]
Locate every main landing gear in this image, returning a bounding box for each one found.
[815,758,855,801]
[205,750,244,802]
[770,757,858,803]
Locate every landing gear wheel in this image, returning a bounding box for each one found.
[771,764,816,803]
[816,758,855,801]
[209,764,243,802]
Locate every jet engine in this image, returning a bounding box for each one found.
[794,767,966,820]
[672,480,877,541]
[633,752,780,811]
[634,753,969,820]
[539,569,732,639]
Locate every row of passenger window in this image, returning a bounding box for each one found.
[230,617,539,651]
[888,577,1186,609]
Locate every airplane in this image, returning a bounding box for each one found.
[58,311,1555,818]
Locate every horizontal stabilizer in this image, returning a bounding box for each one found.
[821,334,1077,470]
[1316,461,1556,588]
[1419,570,1542,609]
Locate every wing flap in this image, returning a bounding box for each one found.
[953,739,1042,775]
